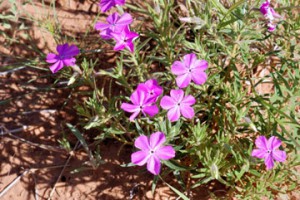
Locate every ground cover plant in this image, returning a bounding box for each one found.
[1,0,300,199]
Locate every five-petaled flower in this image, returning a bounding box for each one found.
[137,79,163,102]
[46,43,80,74]
[95,12,133,40]
[260,0,281,31]
[171,53,208,88]
[99,0,125,13]
[160,89,196,122]
[131,132,175,175]
[111,26,139,53]
[252,136,287,170]
[121,89,159,121]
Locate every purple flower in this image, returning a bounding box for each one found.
[260,1,281,32]
[160,89,196,122]
[252,136,287,170]
[95,12,133,40]
[99,0,125,13]
[46,43,80,73]
[121,89,159,121]
[171,53,208,88]
[131,132,175,175]
[111,26,139,53]
[137,79,163,102]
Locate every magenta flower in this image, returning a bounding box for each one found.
[137,79,163,102]
[95,12,133,40]
[252,136,287,170]
[99,0,125,13]
[131,132,175,175]
[111,26,139,53]
[160,89,196,122]
[46,43,80,73]
[121,89,159,121]
[260,0,281,31]
[171,53,208,88]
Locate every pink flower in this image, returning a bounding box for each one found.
[99,0,125,13]
[252,136,287,170]
[171,53,208,88]
[137,79,163,102]
[95,12,133,40]
[260,1,281,31]
[121,89,159,121]
[111,26,139,53]
[131,132,175,175]
[160,89,196,122]
[46,43,80,73]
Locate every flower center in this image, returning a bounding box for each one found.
[266,150,271,154]
[149,150,155,154]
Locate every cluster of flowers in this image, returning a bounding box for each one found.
[45,0,287,175]
[45,0,137,74]
[45,1,282,73]
[123,53,286,174]
[121,53,208,122]
[260,0,281,31]
[122,53,208,174]
[95,0,139,53]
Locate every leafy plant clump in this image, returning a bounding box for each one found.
[2,0,300,199]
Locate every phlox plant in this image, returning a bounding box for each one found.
[40,0,300,199]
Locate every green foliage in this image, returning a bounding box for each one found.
[2,0,300,198]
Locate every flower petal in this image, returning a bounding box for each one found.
[176,73,192,88]
[180,105,194,119]
[129,111,140,121]
[143,105,159,117]
[100,0,114,12]
[268,136,282,150]
[155,146,175,160]
[46,53,58,63]
[121,103,139,113]
[255,136,268,150]
[149,132,166,149]
[183,53,197,67]
[49,61,64,73]
[147,156,161,175]
[63,44,80,57]
[117,13,133,26]
[170,89,184,102]
[251,149,266,159]
[181,95,196,106]
[191,71,207,85]
[125,41,135,53]
[134,135,150,151]
[171,61,187,75]
[94,22,110,31]
[129,90,140,105]
[56,44,67,54]
[160,96,176,110]
[131,150,149,166]
[272,150,286,162]
[167,106,181,122]
[62,58,76,66]
[264,154,274,170]
[193,60,208,70]
[114,42,126,51]
[107,12,119,24]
